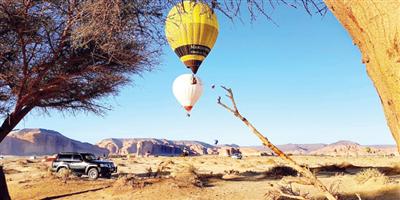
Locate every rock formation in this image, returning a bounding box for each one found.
[0,129,108,156]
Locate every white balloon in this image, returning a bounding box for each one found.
[172,74,203,112]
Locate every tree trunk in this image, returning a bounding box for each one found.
[0,105,33,143]
[324,0,400,153]
[0,166,11,200]
[0,105,33,200]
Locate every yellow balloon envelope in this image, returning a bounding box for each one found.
[165,1,219,74]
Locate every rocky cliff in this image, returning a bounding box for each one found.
[0,129,397,156]
[0,129,108,156]
[309,140,397,156]
[96,138,214,156]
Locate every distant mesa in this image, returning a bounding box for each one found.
[0,128,107,156]
[0,128,398,156]
[96,138,215,156]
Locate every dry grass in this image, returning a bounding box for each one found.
[355,168,390,184]
[3,155,400,200]
[170,164,205,188]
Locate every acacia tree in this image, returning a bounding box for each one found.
[0,1,166,198]
[0,0,167,142]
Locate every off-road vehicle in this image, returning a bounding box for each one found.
[231,153,243,159]
[51,152,117,180]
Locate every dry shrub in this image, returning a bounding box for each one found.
[57,168,72,183]
[312,162,356,174]
[265,165,298,179]
[114,174,155,191]
[172,164,204,188]
[355,168,389,184]
[154,160,174,178]
[145,167,153,177]
[328,179,342,196]
[224,169,240,175]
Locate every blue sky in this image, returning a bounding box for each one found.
[16,6,394,146]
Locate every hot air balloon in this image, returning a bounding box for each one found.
[165,1,219,74]
[172,74,203,113]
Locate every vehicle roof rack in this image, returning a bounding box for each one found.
[59,152,91,154]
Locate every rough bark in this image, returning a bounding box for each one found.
[324,0,400,153]
[0,166,11,200]
[0,106,33,200]
[0,105,34,143]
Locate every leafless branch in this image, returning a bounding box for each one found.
[217,86,337,200]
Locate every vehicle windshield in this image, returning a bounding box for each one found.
[82,153,97,161]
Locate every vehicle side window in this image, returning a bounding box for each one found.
[72,155,83,161]
[58,154,72,161]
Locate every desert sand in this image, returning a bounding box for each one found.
[2,155,400,200]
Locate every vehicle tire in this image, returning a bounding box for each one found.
[57,167,68,177]
[87,168,99,180]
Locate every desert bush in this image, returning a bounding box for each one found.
[172,164,204,188]
[224,169,240,175]
[328,179,342,196]
[57,168,71,183]
[114,174,155,190]
[355,168,389,184]
[265,165,298,179]
[145,167,152,178]
[154,160,174,178]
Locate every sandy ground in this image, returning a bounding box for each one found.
[1,155,400,200]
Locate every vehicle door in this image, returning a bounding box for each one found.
[56,154,73,169]
[69,154,86,173]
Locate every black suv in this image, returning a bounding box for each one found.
[51,152,117,180]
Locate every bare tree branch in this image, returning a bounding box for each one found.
[217,86,337,200]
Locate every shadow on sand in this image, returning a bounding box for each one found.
[40,186,110,200]
[215,164,400,182]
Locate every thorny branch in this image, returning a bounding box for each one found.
[217,86,337,200]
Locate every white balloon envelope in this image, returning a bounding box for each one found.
[172,74,203,113]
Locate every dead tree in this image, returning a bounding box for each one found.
[217,86,337,200]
